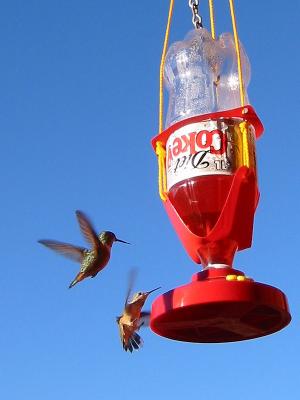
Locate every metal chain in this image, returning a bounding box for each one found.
[188,0,203,29]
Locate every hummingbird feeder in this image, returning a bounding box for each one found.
[150,0,291,343]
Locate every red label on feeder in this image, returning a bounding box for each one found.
[166,120,234,190]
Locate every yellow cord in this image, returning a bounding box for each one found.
[156,0,174,201]
[239,121,250,167]
[159,0,175,134]
[229,0,245,107]
[208,0,216,39]
[156,141,168,201]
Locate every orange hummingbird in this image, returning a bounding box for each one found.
[117,273,160,352]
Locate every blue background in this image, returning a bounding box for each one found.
[0,1,299,399]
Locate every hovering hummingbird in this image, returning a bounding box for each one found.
[38,210,129,288]
[117,274,160,353]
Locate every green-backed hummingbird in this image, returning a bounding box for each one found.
[38,210,129,288]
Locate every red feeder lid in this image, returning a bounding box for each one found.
[150,268,291,343]
[151,105,264,152]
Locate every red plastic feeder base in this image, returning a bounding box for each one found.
[150,268,291,343]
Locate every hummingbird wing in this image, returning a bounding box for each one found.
[139,311,151,327]
[124,268,138,308]
[116,316,125,346]
[116,317,130,350]
[38,239,85,263]
[75,210,100,251]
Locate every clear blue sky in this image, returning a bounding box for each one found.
[0,1,299,399]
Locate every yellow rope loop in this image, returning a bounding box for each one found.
[156,0,174,202]
[159,0,175,134]
[239,121,250,168]
[155,141,168,201]
[208,0,216,39]
[229,0,245,107]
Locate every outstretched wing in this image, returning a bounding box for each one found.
[75,210,100,251]
[38,239,85,263]
[124,268,138,308]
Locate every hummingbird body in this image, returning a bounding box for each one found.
[39,210,129,288]
[117,288,160,352]
[68,241,111,288]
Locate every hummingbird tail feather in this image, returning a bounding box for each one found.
[132,332,143,348]
[124,332,143,352]
[68,279,78,289]
[125,342,133,353]
[131,337,140,350]
[68,272,85,289]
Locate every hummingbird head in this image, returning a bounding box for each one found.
[130,287,161,304]
[98,231,130,247]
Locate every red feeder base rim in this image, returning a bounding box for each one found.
[150,268,291,343]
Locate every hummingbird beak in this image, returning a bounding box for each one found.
[116,238,130,245]
[146,287,161,295]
